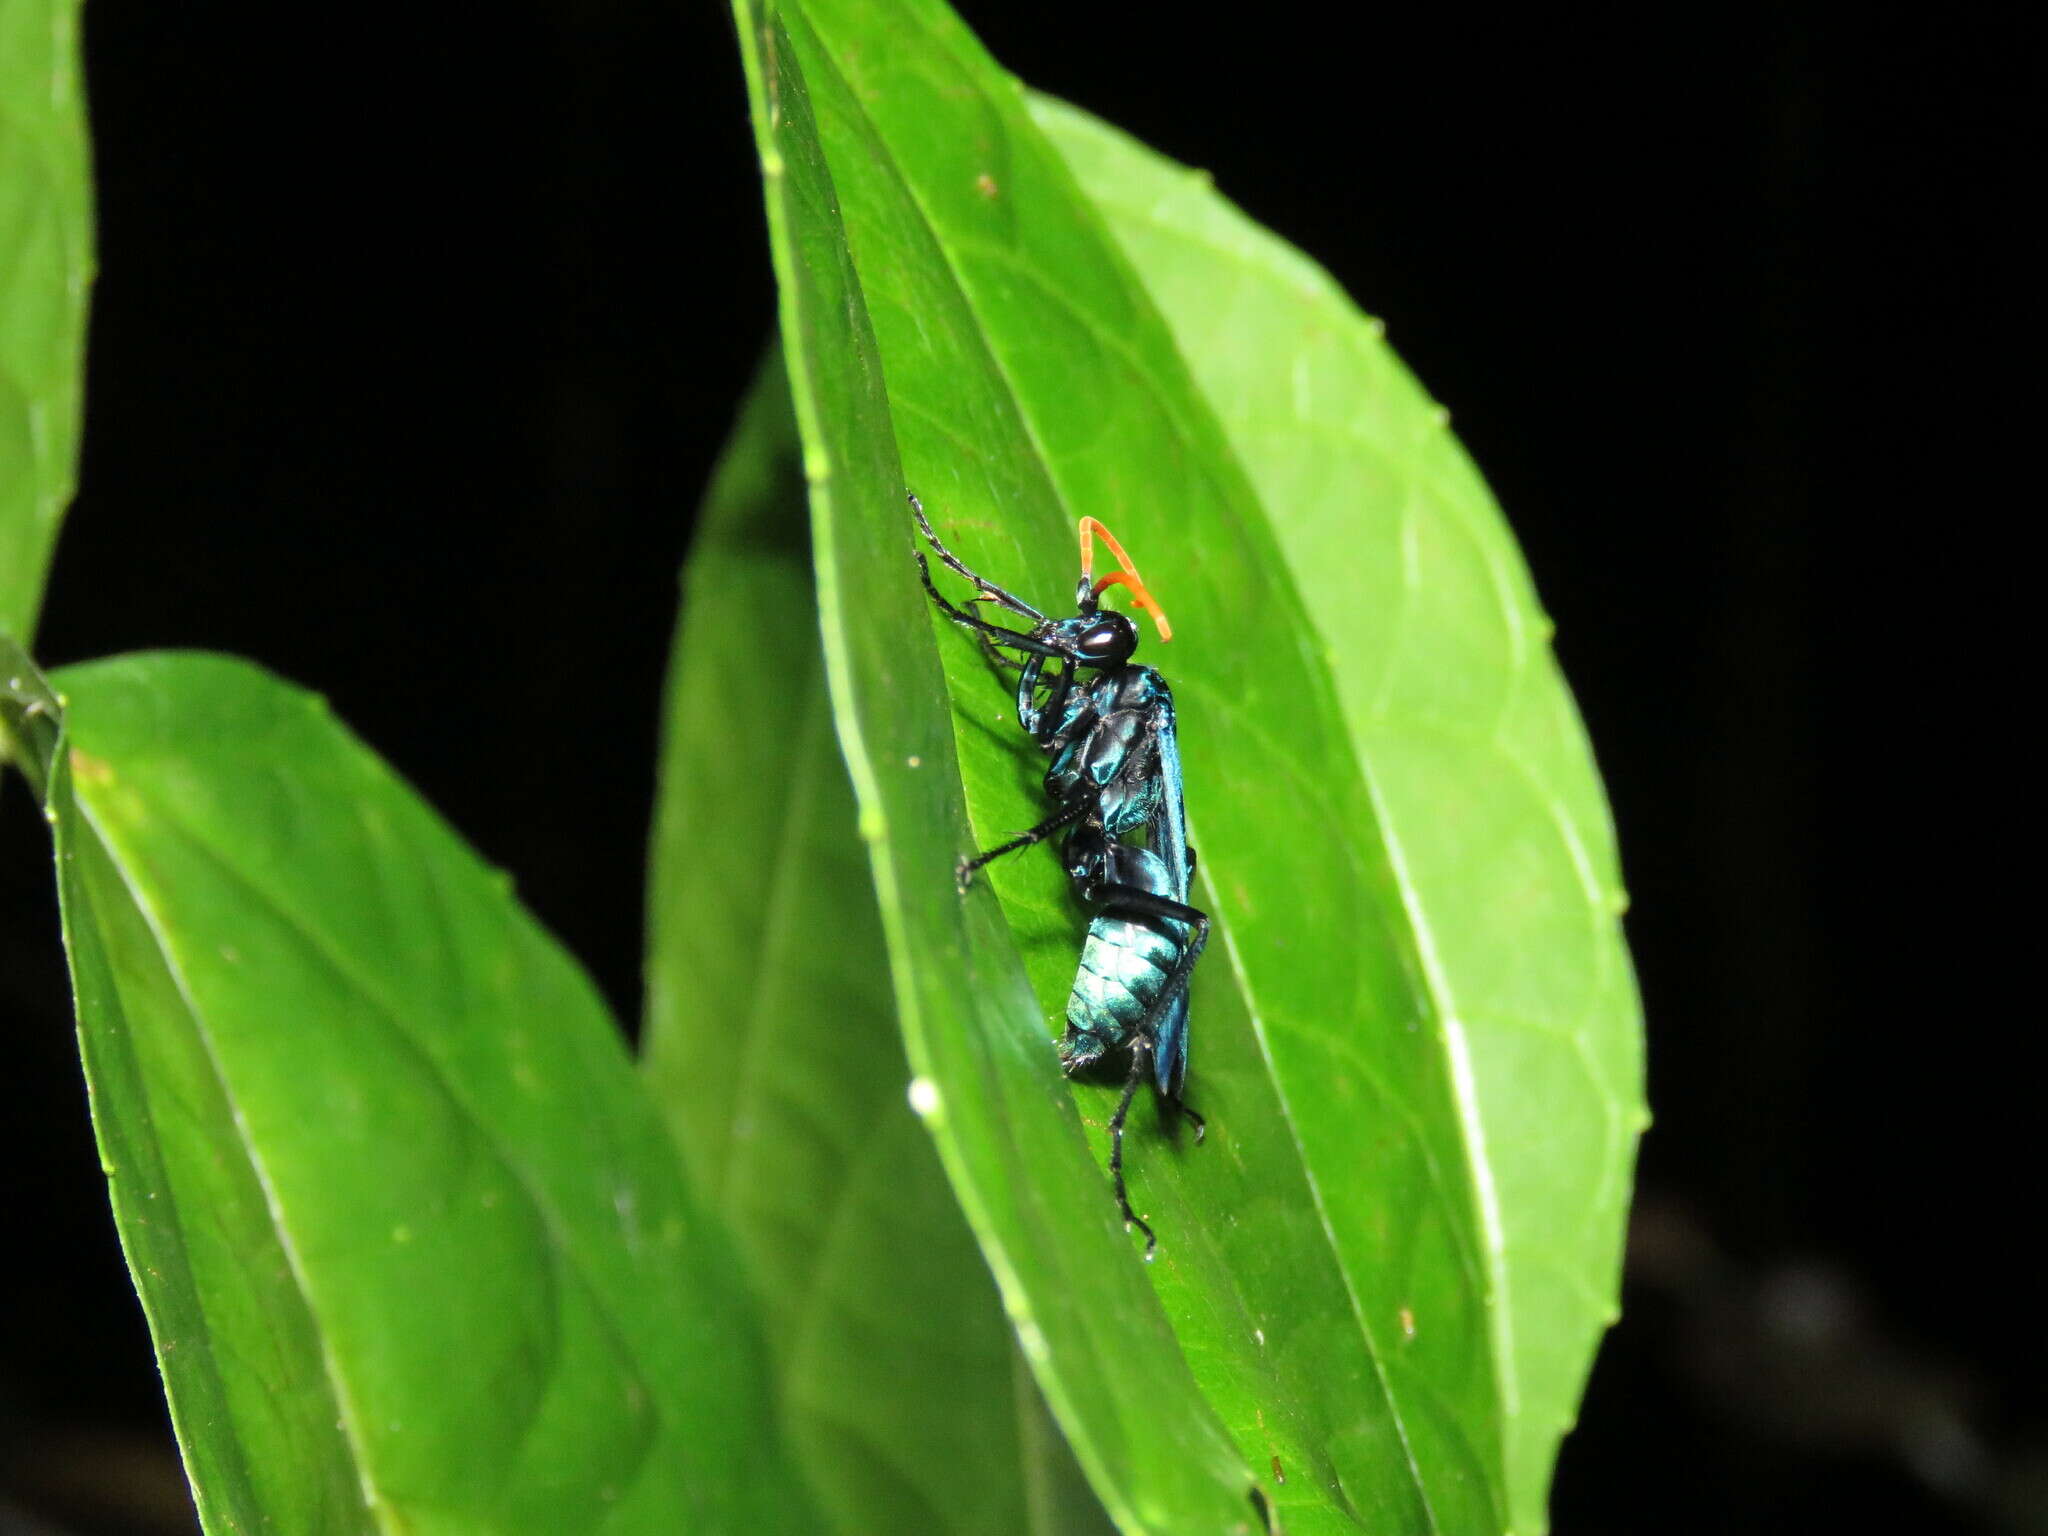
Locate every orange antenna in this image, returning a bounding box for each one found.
[1078,516,1174,641]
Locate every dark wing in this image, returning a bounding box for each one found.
[1155,990,1190,1097]
[1147,685,1192,899]
[1149,685,1194,1096]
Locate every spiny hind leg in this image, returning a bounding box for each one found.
[1107,1039,1158,1257]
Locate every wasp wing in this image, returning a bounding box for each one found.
[1149,686,1195,1097]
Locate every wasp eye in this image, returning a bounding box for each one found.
[1076,612,1137,664]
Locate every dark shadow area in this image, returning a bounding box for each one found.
[2,2,2024,1530]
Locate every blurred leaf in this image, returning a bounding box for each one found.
[11,645,815,1533]
[643,348,1108,1535]
[0,0,94,643]
[1032,97,1647,1532]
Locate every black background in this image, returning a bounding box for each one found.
[1,4,2029,1532]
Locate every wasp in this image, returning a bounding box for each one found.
[913,495,1207,1253]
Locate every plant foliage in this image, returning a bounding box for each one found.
[1,0,1640,1530]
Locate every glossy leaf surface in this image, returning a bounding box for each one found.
[20,647,813,1534]
[0,0,93,642]
[1033,98,1647,1532]
[739,1,1537,1531]
[729,5,1261,1531]
[643,351,1107,1534]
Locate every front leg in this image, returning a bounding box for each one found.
[916,549,1063,660]
[1016,654,1073,737]
[909,492,1048,621]
[976,631,1029,675]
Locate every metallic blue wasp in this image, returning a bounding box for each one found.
[912,494,1207,1253]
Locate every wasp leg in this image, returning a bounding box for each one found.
[915,547,1064,657]
[977,630,1028,673]
[1108,1038,1159,1257]
[1016,655,1076,738]
[956,796,1090,888]
[909,493,1048,622]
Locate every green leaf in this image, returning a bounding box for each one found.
[729,6,1260,1532]
[734,0,1562,1530]
[643,347,1108,1534]
[0,0,94,643]
[1031,98,1648,1533]
[12,645,816,1534]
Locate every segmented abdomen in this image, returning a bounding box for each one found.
[1066,914,1187,1046]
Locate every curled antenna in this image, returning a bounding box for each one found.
[1079,516,1173,641]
